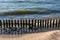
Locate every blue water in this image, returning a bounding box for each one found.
[0,0,60,20]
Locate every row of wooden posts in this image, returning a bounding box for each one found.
[0,19,60,34]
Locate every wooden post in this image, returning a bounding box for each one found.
[14,20,16,28]
[8,20,10,34]
[29,19,30,32]
[20,20,22,34]
[11,20,13,35]
[8,20,10,28]
[55,19,57,28]
[32,19,33,32]
[17,20,19,27]
[54,19,57,28]
[43,20,44,28]
[7,20,9,28]
[51,19,52,28]
[25,19,27,33]
[3,20,6,34]
[53,19,54,28]
[45,20,47,28]
[40,20,41,29]
[11,20,13,28]
[37,19,39,30]
[17,20,19,34]
[6,20,8,28]
[57,19,59,28]
[3,20,5,28]
[49,19,51,28]
[35,19,36,31]
[0,20,2,34]
[57,19,58,28]
[14,20,16,35]
[48,20,50,29]
[39,20,40,30]
[40,19,44,29]
[23,20,24,33]
[46,20,48,28]
[50,19,52,28]
[58,19,60,28]
[52,19,54,28]
[0,20,2,28]
[56,19,57,28]
[44,20,46,28]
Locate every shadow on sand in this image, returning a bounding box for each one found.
[0,27,60,38]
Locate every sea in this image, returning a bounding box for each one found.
[0,0,60,20]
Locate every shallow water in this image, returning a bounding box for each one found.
[0,0,60,20]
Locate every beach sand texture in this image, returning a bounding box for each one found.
[0,30,60,40]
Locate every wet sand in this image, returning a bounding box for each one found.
[0,30,60,40]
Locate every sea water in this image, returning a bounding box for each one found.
[0,0,60,20]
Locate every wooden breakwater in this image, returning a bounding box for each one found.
[0,18,60,34]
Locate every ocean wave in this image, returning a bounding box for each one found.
[0,10,59,15]
[0,10,51,15]
[26,8,60,12]
[0,1,57,4]
[0,0,57,4]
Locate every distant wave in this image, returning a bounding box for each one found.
[0,0,27,3]
[0,0,57,4]
[0,10,51,15]
[0,1,57,4]
[26,8,60,12]
[0,9,60,15]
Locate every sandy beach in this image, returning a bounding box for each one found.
[0,30,60,40]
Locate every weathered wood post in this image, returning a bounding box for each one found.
[34,19,36,31]
[48,19,50,29]
[40,19,44,29]
[28,19,30,32]
[20,20,22,34]
[44,19,46,29]
[46,19,48,28]
[52,19,54,28]
[9,20,11,34]
[49,19,51,28]
[40,20,41,29]
[17,20,19,34]
[22,19,24,33]
[43,19,44,28]
[51,19,53,28]
[58,19,60,28]
[0,20,2,34]
[25,19,27,33]
[3,20,6,34]
[14,20,16,34]
[37,19,39,30]
[57,19,59,28]
[53,19,54,28]
[32,19,33,32]
[6,20,8,28]
[10,20,12,35]
[54,19,57,28]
